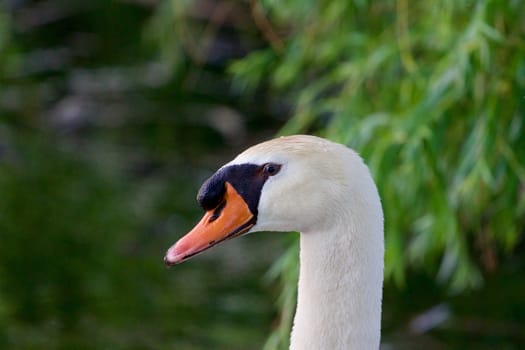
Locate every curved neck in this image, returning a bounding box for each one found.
[290,213,383,349]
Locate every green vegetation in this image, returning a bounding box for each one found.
[0,0,524,349]
[231,0,525,286]
[224,1,525,347]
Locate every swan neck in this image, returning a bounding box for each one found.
[290,219,383,350]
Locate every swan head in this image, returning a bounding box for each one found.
[164,135,377,266]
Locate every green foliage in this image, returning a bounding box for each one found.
[262,237,298,350]
[0,134,132,347]
[0,1,279,348]
[0,9,9,51]
[228,0,525,347]
[232,0,525,282]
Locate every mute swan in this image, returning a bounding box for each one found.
[165,135,384,349]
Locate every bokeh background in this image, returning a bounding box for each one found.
[0,1,524,349]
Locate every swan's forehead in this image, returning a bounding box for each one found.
[229,148,287,166]
[229,135,334,166]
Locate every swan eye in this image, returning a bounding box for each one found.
[263,163,281,176]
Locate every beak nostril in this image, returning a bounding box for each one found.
[208,213,219,223]
[208,200,226,223]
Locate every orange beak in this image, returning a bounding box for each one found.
[164,182,255,266]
